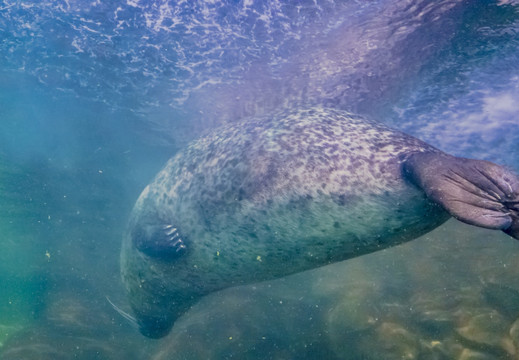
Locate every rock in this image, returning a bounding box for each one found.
[510,318,519,351]
[481,283,519,320]
[456,310,515,357]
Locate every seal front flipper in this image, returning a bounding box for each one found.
[132,222,188,260]
[403,152,519,239]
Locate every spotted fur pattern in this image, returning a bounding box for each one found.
[121,107,450,334]
[156,107,436,201]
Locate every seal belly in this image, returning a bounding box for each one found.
[159,170,449,288]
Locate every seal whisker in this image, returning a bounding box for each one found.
[106,296,139,329]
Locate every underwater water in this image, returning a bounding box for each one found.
[0,0,519,359]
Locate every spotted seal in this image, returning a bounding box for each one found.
[121,107,519,338]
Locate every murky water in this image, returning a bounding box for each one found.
[1,1,519,359]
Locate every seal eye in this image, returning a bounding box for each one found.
[132,223,187,260]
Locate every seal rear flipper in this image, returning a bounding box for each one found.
[403,152,519,240]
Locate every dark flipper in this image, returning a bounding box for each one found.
[403,152,519,240]
[132,222,188,260]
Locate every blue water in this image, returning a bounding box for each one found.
[1,0,519,358]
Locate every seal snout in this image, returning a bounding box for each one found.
[131,294,202,339]
[136,313,175,339]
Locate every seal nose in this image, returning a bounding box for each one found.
[137,314,175,339]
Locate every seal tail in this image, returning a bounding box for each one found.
[403,152,519,240]
[106,296,139,329]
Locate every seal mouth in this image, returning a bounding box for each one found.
[131,294,201,339]
[107,296,174,338]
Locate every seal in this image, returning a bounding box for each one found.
[121,107,519,338]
